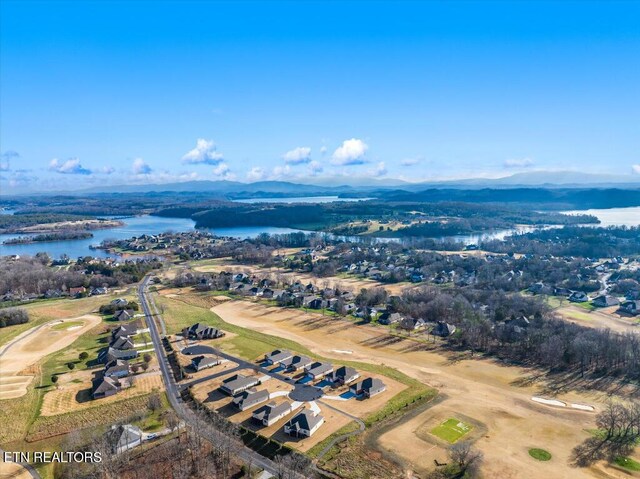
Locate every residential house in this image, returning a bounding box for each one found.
[591,295,620,308]
[569,291,589,303]
[252,401,292,427]
[182,323,225,340]
[112,323,138,340]
[105,347,139,363]
[220,374,260,395]
[284,409,324,438]
[306,362,333,380]
[69,286,87,298]
[399,317,427,331]
[431,321,457,337]
[232,388,270,411]
[618,300,640,316]
[350,377,386,398]
[281,355,312,372]
[191,355,222,371]
[104,359,130,379]
[330,366,360,386]
[378,312,402,325]
[111,337,134,350]
[265,349,292,365]
[113,309,134,322]
[92,376,121,399]
[108,424,143,453]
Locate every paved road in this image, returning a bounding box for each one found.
[138,275,311,479]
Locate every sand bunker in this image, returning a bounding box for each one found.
[0,315,101,400]
[331,349,353,354]
[532,396,595,412]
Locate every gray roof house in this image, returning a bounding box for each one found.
[284,409,324,438]
[108,424,143,453]
[592,295,620,308]
[191,355,222,372]
[104,359,130,378]
[93,376,121,399]
[220,374,260,395]
[112,323,137,340]
[233,388,270,411]
[378,312,403,325]
[182,323,225,340]
[281,355,312,371]
[113,309,134,322]
[618,300,640,316]
[350,377,386,398]
[569,291,589,303]
[306,362,333,380]
[399,317,427,331]
[265,349,293,365]
[330,366,360,386]
[105,347,139,363]
[431,321,457,337]
[252,401,292,427]
[111,336,134,350]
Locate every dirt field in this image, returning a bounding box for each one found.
[0,315,101,400]
[191,260,413,295]
[210,299,635,479]
[40,372,163,416]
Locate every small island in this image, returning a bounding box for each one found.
[3,230,94,245]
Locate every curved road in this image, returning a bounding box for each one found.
[138,275,310,479]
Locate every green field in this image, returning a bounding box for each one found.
[51,320,85,331]
[430,418,473,443]
[614,456,640,472]
[529,448,552,461]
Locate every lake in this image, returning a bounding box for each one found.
[561,206,640,227]
[1,206,637,258]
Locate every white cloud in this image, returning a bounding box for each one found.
[401,158,420,167]
[331,138,369,165]
[308,161,323,175]
[319,146,327,155]
[246,167,267,181]
[97,166,116,175]
[632,164,640,174]
[212,162,235,180]
[368,161,388,177]
[1,150,19,171]
[49,158,92,175]
[132,158,152,175]
[504,157,534,168]
[272,165,293,178]
[283,147,312,165]
[181,139,224,165]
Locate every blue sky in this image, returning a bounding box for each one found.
[1,0,639,191]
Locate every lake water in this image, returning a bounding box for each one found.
[561,206,640,227]
[1,206,637,258]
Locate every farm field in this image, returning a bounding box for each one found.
[205,297,636,479]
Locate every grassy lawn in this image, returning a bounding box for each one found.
[529,448,552,461]
[51,320,85,331]
[560,308,593,322]
[430,418,473,443]
[614,457,640,472]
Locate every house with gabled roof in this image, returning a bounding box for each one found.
[111,336,134,350]
[232,388,269,411]
[191,355,222,371]
[252,401,292,427]
[264,349,292,365]
[182,323,225,340]
[104,359,130,378]
[284,409,324,438]
[220,374,260,395]
[281,355,312,372]
[330,366,360,386]
[93,376,121,399]
[350,377,386,398]
[306,361,333,380]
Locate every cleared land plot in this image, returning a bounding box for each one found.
[0,315,101,399]
[430,418,473,443]
[40,372,163,416]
